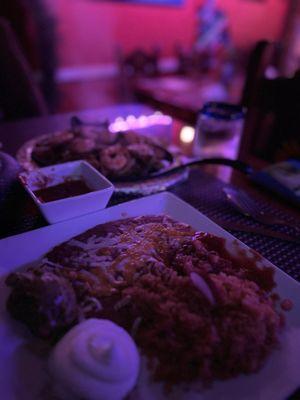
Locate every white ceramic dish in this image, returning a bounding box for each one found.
[19,160,114,224]
[0,192,299,400]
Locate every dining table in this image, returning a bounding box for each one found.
[0,102,300,399]
[133,74,244,124]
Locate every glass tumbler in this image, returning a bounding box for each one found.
[193,102,245,159]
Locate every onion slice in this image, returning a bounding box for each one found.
[190,272,215,305]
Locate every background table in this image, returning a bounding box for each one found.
[133,75,244,123]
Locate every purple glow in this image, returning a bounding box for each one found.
[109,113,172,133]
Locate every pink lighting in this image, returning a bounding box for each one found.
[179,126,195,144]
[109,112,173,133]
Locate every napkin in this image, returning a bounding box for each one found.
[251,159,300,207]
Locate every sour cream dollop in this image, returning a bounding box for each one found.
[49,319,140,400]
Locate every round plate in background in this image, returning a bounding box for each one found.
[16,133,189,196]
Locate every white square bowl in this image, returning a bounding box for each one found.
[19,160,114,223]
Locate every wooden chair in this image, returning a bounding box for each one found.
[117,48,161,101]
[0,17,48,121]
[240,40,278,108]
[239,61,300,165]
[174,45,215,76]
[174,45,194,75]
[119,48,160,78]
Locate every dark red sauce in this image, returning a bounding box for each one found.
[34,178,92,202]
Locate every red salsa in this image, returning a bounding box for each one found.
[34,178,92,202]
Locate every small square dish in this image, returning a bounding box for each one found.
[19,160,114,223]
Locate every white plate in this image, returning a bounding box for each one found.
[0,192,299,400]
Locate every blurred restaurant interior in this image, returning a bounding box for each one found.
[1,0,300,175]
[0,0,300,208]
[1,1,300,399]
[1,0,300,239]
[0,0,299,114]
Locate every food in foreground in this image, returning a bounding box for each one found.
[6,215,289,387]
[49,318,140,400]
[31,128,172,181]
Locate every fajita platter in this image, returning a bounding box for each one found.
[16,132,189,196]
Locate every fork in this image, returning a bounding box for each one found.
[223,187,300,232]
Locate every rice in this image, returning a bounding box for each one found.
[6,215,290,387]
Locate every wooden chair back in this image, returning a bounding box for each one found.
[240,40,278,108]
[117,48,161,101]
[118,48,160,78]
[174,45,214,76]
[239,68,300,164]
